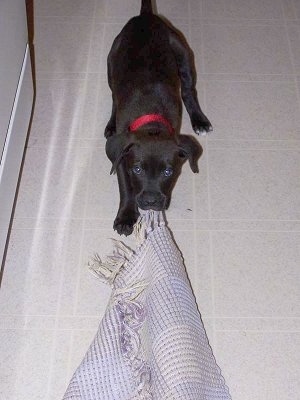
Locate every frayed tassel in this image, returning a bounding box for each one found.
[114,281,148,302]
[88,254,121,285]
[144,210,164,233]
[134,210,165,245]
[88,239,134,286]
[133,214,146,246]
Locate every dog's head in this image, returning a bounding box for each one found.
[106,132,202,211]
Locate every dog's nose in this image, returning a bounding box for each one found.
[144,199,157,207]
[138,192,165,210]
[143,194,158,206]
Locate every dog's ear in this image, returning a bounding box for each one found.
[106,134,134,174]
[177,134,203,173]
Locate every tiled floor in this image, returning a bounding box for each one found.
[1,0,300,399]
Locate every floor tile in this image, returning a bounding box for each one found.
[29,76,102,143]
[169,229,213,318]
[0,329,54,400]
[201,24,294,74]
[69,329,100,372]
[206,80,300,140]
[215,317,300,331]
[0,221,83,316]
[291,0,300,19]
[167,164,197,220]
[282,0,298,20]
[103,0,189,21]
[47,330,73,400]
[209,148,300,220]
[212,231,300,317]
[287,23,300,74]
[94,79,113,136]
[189,26,205,74]
[57,316,101,331]
[85,150,119,220]
[98,23,124,73]
[157,0,190,20]
[194,149,210,220]
[88,24,105,72]
[215,330,300,400]
[202,0,284,21]
[35,0,96,17]
[35,18,93,73]
[193,231,213,317]
[104,0,141,20]
[14,146,90,220]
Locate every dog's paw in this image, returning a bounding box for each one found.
[113,212,139,236]
[191,115,213,136]
[194,125,213,136]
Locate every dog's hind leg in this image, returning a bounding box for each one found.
[169,30,212,135]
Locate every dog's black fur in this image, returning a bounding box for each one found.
[105,0,212,236]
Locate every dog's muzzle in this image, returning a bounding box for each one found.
[136,191,166,211]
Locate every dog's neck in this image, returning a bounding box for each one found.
[129,114,174,135]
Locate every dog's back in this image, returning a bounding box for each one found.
[108,1,181,132]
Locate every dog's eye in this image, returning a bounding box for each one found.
[164,167,173,177]
[132,165,142,175]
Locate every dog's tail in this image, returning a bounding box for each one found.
[140,0,153,14]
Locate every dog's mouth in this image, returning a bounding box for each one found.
[136,192,167,211]
[138,204,165,211]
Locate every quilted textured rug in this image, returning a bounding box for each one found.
[63,210,231,399]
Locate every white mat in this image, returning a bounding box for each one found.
[63,211,231,399]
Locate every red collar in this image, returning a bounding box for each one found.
[129,114,174,135]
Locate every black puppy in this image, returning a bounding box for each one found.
[105,0,212,236]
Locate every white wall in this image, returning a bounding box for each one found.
[0,0,34,268]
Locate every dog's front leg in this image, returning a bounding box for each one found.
[104,100,116,138]
[114,161,139,236]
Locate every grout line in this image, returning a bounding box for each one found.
[66,330,75,388]
[73,0,99,318]
[25,141,300,149]
[1,327,299,333]
[290,0,299,20]
[204,125,212,218]
[10,224,300,232]
[207,146,300,151]
[206,138,300,142]
[197,19,293,27]
[195,0,216,343]
[192,159,198,294]
[35,71,299,76]
[1,327,299,334]
[190,0,200,293]
[209,230,217,347]
[215,329,300,333]
[281,1,300,116]
[45,227,76,399]
[187,0,191,41]
[199,0,206,75]
[1,313,299,320]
